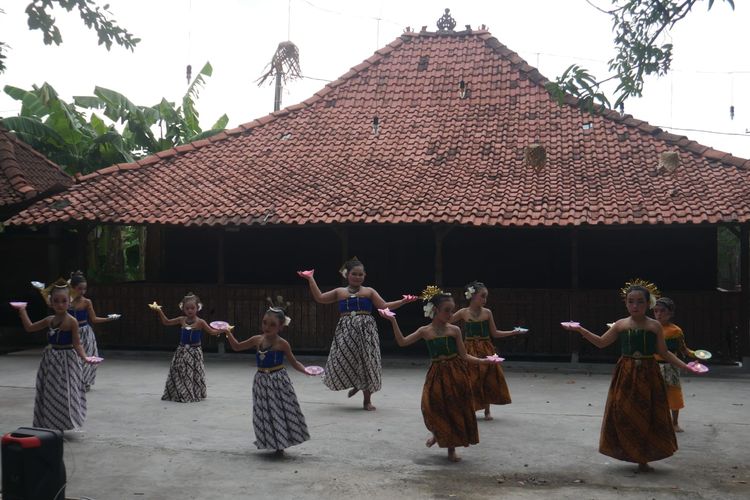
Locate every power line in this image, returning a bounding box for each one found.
[655,125,750,137]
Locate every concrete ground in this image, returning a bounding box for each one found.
[0,350,748,500]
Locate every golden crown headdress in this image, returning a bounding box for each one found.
[620,278,661,307]
[420,285,444,302]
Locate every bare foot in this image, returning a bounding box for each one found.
[273,449,285,457]
[674,424,684,433]
[363,402,376,411]
[637,463,654,473]
[483,412,494,421]
[347,388,359,398]
[425,435,437,448]
[448,448,461,462]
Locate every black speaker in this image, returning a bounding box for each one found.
[1,427,66,500]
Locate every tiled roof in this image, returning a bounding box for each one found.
[0,126,73,207]
[5,28,750,228]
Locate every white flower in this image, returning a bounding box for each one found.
[284,316,292,326]
[464,286,476,300]
[423,302,435,318]
[649,295,657,309]
[340,268,348,278]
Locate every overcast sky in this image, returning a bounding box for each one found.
[1,0,749,158]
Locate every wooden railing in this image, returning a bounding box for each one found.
[75,283,741,362]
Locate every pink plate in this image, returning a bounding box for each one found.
[9,301,27,309]
[210,321,230,330]
[378,308,396,317]
[561,321,581,329]
[305,365,324,376]
[485,354,505,363]
[85,356,104,364]
[687,361,709,374]
[402,294,418,301]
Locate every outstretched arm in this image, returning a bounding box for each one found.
[226,331,261,352]
[196,318,224,337]
[454,327,493,364]
[377,311,425,347]
[280,340,308,374]
[488,310,526,338]
[297,270,339,304]
[565,321,620,349]
[18,307,51,332]
[152,306,183,327]
[655,326,693,371]
[86,299,112,324]
[370,290,419,310]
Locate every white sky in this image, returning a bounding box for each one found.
[1,0,749,158]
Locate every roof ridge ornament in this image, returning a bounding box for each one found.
[437,8,456,32]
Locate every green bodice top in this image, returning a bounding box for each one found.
[465,320,490,339]
[620,328,657,357]
[426,335,458,359]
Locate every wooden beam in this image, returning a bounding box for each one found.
[433,226,453,286]
[47,224,61,279]
[570,227,580,363]
[217,229,225,285]
[145,225,163,282]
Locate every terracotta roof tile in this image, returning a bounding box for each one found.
[6,29,750,228]
[0,127,73,207]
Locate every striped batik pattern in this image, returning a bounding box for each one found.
[252,368,310,450]
[322,315,382,393]
[161,345,207,402]
[79,324,98,391]
[33,347,87,431]
[599,357,678,463]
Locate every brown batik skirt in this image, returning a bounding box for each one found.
[599,357,678,463]
[421,356,479,448]
[465,338,511,410]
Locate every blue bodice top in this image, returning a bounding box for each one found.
[68,308,89,324]
[338,296,373,313]
[256,349,285,368]
[48,328,73,346]
[179,326,202,345]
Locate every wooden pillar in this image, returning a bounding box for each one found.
[740,224,749,362]
[332,226,349,263]
[145,225,163,282]
[217,229,227,354]
[570,227,580,363]
[48,224,61,279]
[76,224,91,274]
[433,227,452,286]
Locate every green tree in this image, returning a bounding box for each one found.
[0,62,227,281]
[546,0,735,111]
[1,1,139,74]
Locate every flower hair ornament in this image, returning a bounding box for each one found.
[339,256,360,279]
[34,278,76,305]
[179,292,203,312]
[267,295,292,326]
[620,278,661,309]
[464,285,476,300]
[420,285,444,318]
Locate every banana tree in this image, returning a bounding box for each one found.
[1,62,229,282]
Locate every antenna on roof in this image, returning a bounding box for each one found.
[257,0,301,112]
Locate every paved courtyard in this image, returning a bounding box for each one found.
[1,350,748,499]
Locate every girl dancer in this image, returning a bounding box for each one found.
[378,286,499,462]
[298,258,417,411]
[225,300,310,455]
[653,297,696,432]
[149,293,225,402]
[68,270,119,391]
[451,281,527,420]
[14,280,94,435]
[562,281,703,472]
